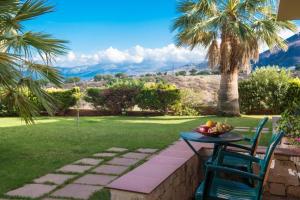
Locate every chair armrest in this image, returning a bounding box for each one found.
[219,150,261,163]
[206,164,262,180]
[224,143,252,152]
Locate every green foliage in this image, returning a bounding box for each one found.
[136,83,181,113]
[173,89,202,116]
[45,87,80,113]
[277,103,300,141]
[64,77,81,84]
[239,67,291,114]
[94,74,114,82]
[189,69,198,75]
[197,70,211,75]
[0,0,68,123]
[114,72,128,79]
[85,80,142,114]
[285,78,300,106]
[175,71,187,76]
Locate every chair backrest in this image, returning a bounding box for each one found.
[250,117,269,155]
[259,131,285,184]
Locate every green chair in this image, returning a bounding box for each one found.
[220,117,269,170]
[195,131,285,200]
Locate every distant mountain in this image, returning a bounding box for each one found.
[58,62,208,80]
[255,33,300,67]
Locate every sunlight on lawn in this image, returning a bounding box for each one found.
[0,118,60,128]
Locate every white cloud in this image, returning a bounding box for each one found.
[54,44,207,67]
[54,25,300,68]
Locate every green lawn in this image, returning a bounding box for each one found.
[0,115,273,197]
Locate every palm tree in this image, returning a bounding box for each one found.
[172,0,297,116]
[0,0,67,123]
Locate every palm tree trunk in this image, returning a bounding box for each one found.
[217,68,240,116]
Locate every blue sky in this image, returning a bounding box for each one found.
[26,0,178,53]
[27,0,300,67]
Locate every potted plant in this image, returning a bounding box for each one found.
[277,103,300,148]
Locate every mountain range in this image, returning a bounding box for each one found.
[58,33,300,80]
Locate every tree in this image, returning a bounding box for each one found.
[65,77,81,84]
[189,69,198,75]
[175,71,187,76]
[94,74,113,82]
[115,72,128,79]
[0,0,67,123]
[172,0,296,116]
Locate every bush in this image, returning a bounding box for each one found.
[85,80,141,114]
[46,87,80,114]
[173,89,203,116]
[239,66,291,114]
[136,83,181,113]
[285,78,300,106]
[94,74,114,82]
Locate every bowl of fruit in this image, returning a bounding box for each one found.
[194,120,233,137]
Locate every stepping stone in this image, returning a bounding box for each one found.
[107,157,140,166]
[74,158,103,166]
[235,127,250,129]
[51,184,102,200]
[122,152,149,159]
[234,129,249,132]
[34,174,75,185]
[92,165,128,175]
[106,147,128,152]
[74,174,117,186]
[6,184,56,198]
[93,152,117,158]
[57,164,92,173]
[136,148,158,154]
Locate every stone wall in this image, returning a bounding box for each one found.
[264,154,300,199]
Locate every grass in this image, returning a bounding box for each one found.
[0,115,273,198]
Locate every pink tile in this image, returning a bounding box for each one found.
[74,174,117,186]
[51,184,102,200]
[107,175,160,194]
[122,152,149,159]
[107,157,139,166]
[92,165,128,175]
[146,155,187,166]
[6,184,56,198]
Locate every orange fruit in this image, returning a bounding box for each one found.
[206,120,215,128]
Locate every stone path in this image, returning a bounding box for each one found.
[5,147,158,200]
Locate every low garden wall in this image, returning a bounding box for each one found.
[107,142,300,200]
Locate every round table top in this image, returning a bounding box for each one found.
[180,131,243,144]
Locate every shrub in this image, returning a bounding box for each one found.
[239,66,291,114]
[137,83,181,113]
[285,78,300,106]
[85,80,141,114]
[173,89,203,116]
[175,71,187,76]
[94,74,114,82]
[46,87,80,114]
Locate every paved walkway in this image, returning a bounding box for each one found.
[5,147,158,200]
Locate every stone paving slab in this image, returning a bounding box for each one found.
[6,184,56,198]
[92,165,128,175]
[74,174,117,186]
[93,152,117,158]
[122,152,149,160]
[235,127,250,129]
[107,157,140,166]
[136,148,158,154]
[106,147,128,152]
[51,184,102,200]
[234,129,249,132]
[74,158,103,166]
[57,164,92,173]
[34,174,75,185]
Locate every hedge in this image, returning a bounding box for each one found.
[239,67,299,114]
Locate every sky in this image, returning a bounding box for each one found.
[26,0,300,67]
